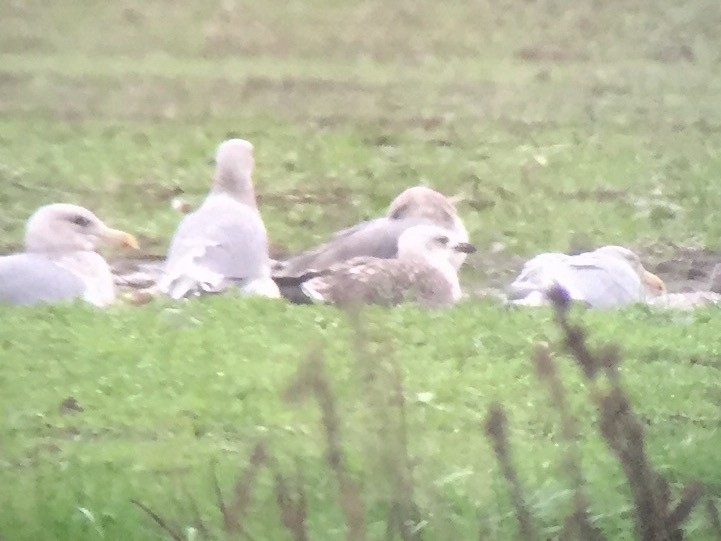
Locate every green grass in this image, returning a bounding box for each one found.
[2,0,721,539]
[2,300,721,540]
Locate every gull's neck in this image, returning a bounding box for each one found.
[53,252,116,306]
[432,257,462,300]
[401,250,462,300]
[213,168,257,208]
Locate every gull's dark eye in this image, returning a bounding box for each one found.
[435,236,449,245]
[71,215,91,227]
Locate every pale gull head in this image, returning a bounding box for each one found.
[396,223,475,265]
[211,138,257,207]
[593,246,665,294]
[25,203,139,253]
[387,186,460,228]
[388,186,469,269]
[0,203,139,307]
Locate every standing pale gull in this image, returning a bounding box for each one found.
[275,185,469,277]
[157,138,280,299]
[0,204,139,307]
[507,245,665,308]
[277,224,476,307]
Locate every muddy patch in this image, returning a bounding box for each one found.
[646,245,721,293]
[110,242,721,302]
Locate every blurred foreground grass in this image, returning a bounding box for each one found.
[2,299,721,540]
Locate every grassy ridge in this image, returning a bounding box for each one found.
[2,2,721,255]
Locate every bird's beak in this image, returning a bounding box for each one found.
[454,242,477,254]
[642,270,665,293]
[100,226,140,250]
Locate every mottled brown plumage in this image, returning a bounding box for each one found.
[303,257,455,306]
[299,224,476,307]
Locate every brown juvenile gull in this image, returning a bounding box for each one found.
[275,185,469,277]
[507,245,665,308]
[157,138,280,299]
[278,224,476,307]
[0,204,139,307]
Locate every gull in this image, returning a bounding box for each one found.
[157,138,280,299]
[0,203,138,306]
[275,185,469,277]
[507,245,665,308]
[277,224,476,306]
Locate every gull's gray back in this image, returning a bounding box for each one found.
[508,252,643,308]
[569,253,642,307]
[279,217,437,276]
[0,253,85,305]
[164,194,271,283]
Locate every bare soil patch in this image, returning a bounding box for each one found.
[110,243,721,299]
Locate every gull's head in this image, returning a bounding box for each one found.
[397,224,476,265]
[24,203,139,254]
[212,138,256,201]
[387,186,459,228]
[595,245,666,294]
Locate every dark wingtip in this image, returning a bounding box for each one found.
[272,270,329,305]
[271,269,327,286]
[278,285,315,304]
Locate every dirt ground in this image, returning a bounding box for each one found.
[647,245,721,292]
[110,242,721,300]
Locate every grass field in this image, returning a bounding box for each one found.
[2,1,721,539]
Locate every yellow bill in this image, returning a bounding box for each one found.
[101,226,140,250]
[642,270,666,293]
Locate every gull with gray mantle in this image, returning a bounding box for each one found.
[507,245,666,308]
[157,138,280,299]
[276,224,476,306]
[275,185,469,278]
[0,203,139,306]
